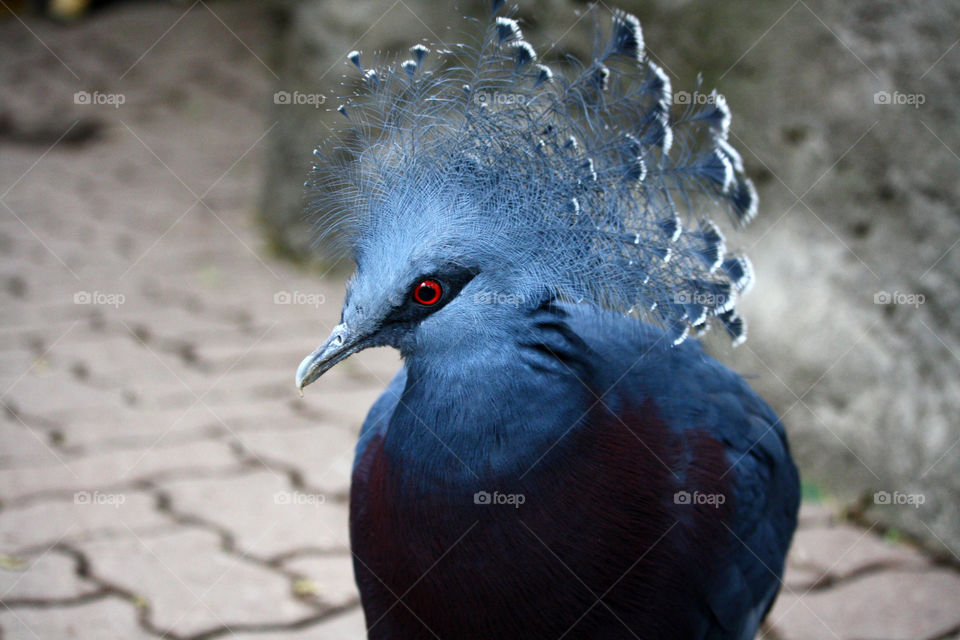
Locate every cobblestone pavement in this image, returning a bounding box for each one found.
[1,2,959,639]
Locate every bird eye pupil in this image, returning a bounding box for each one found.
[413,280,442,305]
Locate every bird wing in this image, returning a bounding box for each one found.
[560,303,799,638]
[702,384,799,639]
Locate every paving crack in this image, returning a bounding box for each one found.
[268,547,352,565]
[790,560,938,592]
[0,589,111,609]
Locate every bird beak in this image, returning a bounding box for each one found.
[296,323,361,393]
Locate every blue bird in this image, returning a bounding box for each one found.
[296,4,799,638]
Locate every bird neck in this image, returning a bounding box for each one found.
[383,302,596,489]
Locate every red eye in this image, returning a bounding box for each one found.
[413,280,443,305]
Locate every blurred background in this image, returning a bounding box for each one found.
[1,0,958,638]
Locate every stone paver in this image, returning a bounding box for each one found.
[789,524,931,581]
[282,553,358,610]
[0,439,240,502]
[248,608,369,640]
[781,563,823,592]
[238,424,360,497]
[161,470,350,560]
[0,597,153,640]
[0,1,958,639]
[0,419,67,468]
[0,490,170,555]
[768,569,960,640]
[76,528,317,638]
[0,550,99,602]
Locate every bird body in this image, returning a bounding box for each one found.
[295,4,800,637]
[349,303,797,639]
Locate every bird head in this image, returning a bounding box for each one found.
[297,3,760,392]
[295,160,550,391]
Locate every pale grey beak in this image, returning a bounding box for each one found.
[296,323,360,393]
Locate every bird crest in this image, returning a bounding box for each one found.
[308,2,759,345]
